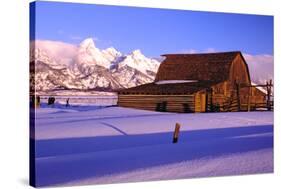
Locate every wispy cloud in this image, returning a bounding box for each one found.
[32,37,100,65]
[34,40,78,65]
[243,53,273,84]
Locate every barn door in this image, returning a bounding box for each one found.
[200,93,206,112]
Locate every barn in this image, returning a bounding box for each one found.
[117,51,267,113]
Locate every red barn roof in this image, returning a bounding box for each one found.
[156,51,241,82]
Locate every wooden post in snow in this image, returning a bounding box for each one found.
[35,96,40,108]
[173,123,181,143]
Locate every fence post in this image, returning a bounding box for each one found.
[173,123,181,143]
[267,80,272,111]
[270,79,273,110]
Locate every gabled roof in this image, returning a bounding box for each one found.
[155,51,242,82]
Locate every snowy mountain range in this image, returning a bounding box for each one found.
[30,38,272,93]
[30,38,161,92]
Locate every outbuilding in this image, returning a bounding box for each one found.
[117,51,267,113]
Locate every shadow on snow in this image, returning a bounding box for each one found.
[34,125,273,187]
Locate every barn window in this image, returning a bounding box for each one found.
[156,101,167,112]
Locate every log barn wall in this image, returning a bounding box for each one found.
[118,94,196,113]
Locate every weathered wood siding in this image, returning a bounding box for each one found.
[194,93,201,112]
[118,94,195,113]
[194,92,207,112]
[211,82,229,102]
[229,54,251,86]
[228,55,266,110]
[240,87,267,110]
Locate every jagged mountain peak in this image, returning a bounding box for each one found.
[77,38,112,68]
[102,47,122,59]
[79,38,96,49]
[130,49,144,57]
[105,47,119,54]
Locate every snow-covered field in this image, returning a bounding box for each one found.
[33,103,273,187]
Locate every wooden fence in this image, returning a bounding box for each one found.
[207,80,273,112]
[228,80,273,112]
[31,95,118,107]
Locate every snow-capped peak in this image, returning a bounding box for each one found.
[79,38,96,49]
[116,49,160,75]
[77,38,114,69]
[105,47,119,54]
[131,49,144,58]
[103,47,122,58]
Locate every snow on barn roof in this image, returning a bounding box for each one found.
[118,80,219,95]
[251,82,268,95]
[155,80,198,85]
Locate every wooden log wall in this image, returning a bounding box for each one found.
[118,94,195,113]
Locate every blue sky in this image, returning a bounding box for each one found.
[31,1,273,57]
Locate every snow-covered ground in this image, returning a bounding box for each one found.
[33,104,273,187]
